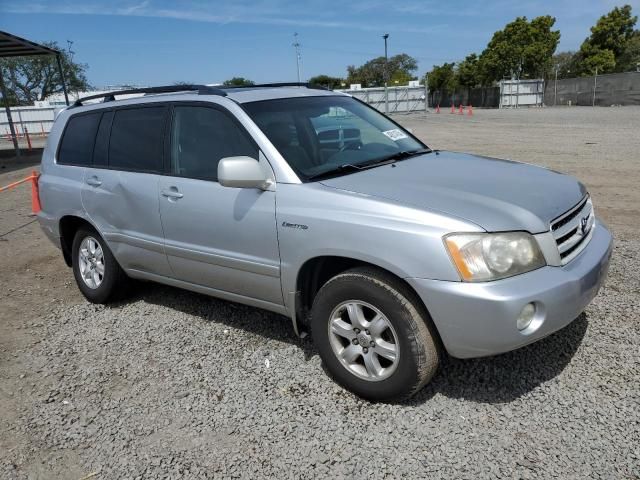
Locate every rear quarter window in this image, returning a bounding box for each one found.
[57,112,101,166]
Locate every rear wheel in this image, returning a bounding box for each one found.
[72,226,127,303]
[311,267,440,402]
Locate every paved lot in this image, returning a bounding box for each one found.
[1,106,639,479]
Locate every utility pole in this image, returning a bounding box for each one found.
[293,33,302,83]
[56,54,70,106]
[383,33,389,114]
[66,40,75,60]
[515,58,523,109]
[424,72,429,114]
[554,64,559,107]
[592,66,598,107]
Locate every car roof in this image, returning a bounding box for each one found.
[66,84,349,113]
[222,86,346,103]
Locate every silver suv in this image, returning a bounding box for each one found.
[38,84,613,401]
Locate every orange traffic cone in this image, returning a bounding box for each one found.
[458,104,464,115]
[30,170,41,214]
[436,104,440,113]
[467,104,473,116]
[450,104,455,114]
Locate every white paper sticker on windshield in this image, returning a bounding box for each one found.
[382,129,408,141]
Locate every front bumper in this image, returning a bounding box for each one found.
[407,220,613,359]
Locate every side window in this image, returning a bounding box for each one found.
[109,107,166,172]
[58,112,101,166]
[92,111,113,168]
[170,106,258,181]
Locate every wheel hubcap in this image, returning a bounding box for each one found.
[328,300,400,382]
[78,236,105,289]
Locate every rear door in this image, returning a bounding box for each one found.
[157,103,282,305]
[81,105,173,277]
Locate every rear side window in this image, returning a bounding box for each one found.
[92,111,113,168]
[58,112,101,166]
[109,107,167,172]
[170,106,257,181]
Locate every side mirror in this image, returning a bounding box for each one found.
[218,156,271,190]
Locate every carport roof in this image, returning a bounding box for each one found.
[0,30,59,57]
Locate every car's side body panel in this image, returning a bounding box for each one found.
[82,169,173,277]
[274,182,484,315]
[157,175,283,305]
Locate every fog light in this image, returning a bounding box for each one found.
[517,303,536,331]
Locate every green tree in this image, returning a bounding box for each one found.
[577,5,638,74]
[456,53,480,88]
[346,53,418,87]
[0,41,90,106]
[389,70,415,85]
[549,51,579,79]
[427,63,457,92]
[618,30,640,71]
[477,15,561,83]
[308,74,345,89]
[222,77,255,86]
[577,45,616,75]
[387,53,418,83]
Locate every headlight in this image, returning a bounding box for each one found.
[444,232,545,282]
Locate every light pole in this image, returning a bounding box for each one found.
[383,33,389,114]
[293,32,302,83]
[592,66,598,107]
[554,64,559,107]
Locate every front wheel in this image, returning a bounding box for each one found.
[310,267,440,402]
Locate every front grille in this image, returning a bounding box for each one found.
[551,195,594,265]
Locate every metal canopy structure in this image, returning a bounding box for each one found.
[0,30,69,157]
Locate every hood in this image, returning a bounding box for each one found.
[320,151,587,233]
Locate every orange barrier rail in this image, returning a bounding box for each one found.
[0,170,41,214]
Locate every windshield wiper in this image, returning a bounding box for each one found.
[306,163,365,181]
[365,148,433,166]
[306,149,432,182]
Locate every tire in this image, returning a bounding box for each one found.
[72,226,127,304]
[310,267,440,402]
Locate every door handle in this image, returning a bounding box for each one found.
[161,188,184,200]
[86,176,102,187]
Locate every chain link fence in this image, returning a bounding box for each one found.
[544,72,640,107]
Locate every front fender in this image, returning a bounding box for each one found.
[275,183,481,310]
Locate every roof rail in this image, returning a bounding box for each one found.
[222,82,330,91]
[72,84,227,107]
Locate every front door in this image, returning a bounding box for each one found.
[158,104,282,305]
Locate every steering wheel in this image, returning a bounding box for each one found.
[339,140,362,153]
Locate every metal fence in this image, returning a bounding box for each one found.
[335,86,428,114]
[1,106,57,138]
[499,79,545,108]
[544,72,640,107]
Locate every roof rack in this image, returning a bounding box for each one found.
[222,82,329,91]
[72,84,227,107]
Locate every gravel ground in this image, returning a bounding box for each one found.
[1,106,639,479]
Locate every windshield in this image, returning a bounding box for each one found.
[243,96,428,181]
